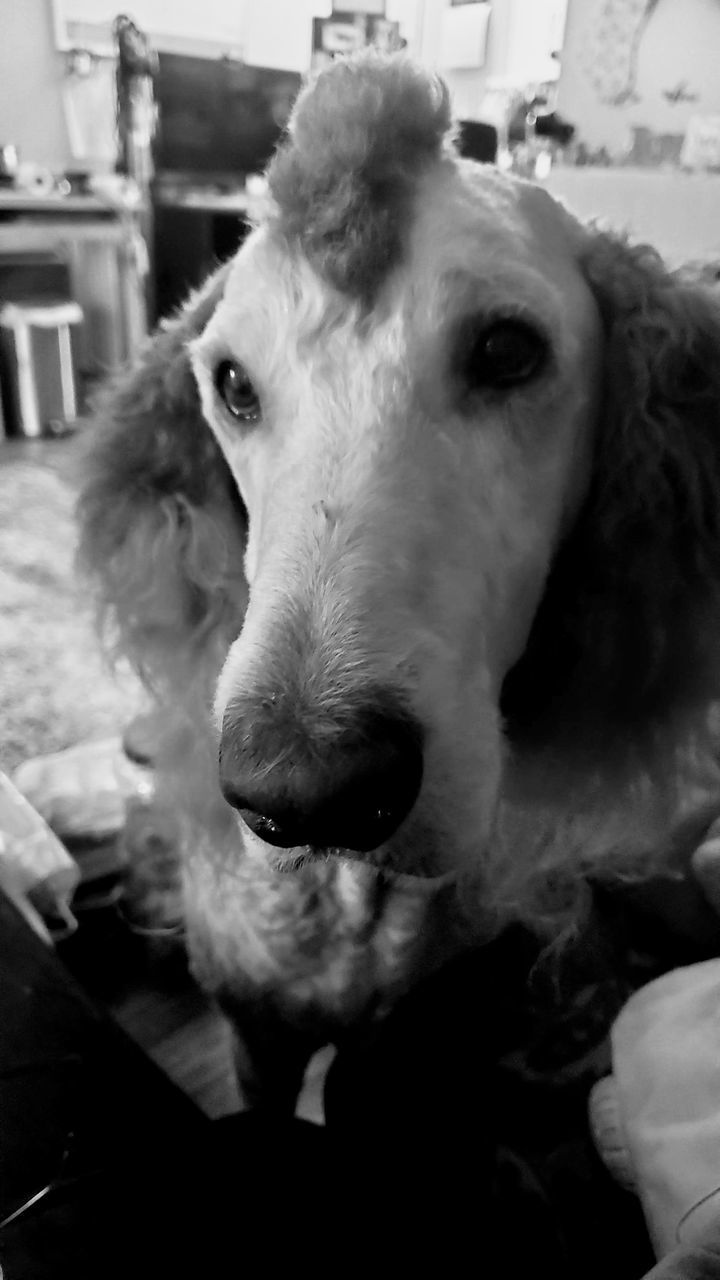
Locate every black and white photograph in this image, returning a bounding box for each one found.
[1,1,720,1276]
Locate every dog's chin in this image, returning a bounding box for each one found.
[236,812,460,883]
[260,835,457,887]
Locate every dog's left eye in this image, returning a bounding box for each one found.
[214,360,261,422]
[459,320,548,391]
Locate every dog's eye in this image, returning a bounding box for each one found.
[460,320,547,391]
[214,360,261,423]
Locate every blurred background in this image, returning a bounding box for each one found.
[0,0,719,402]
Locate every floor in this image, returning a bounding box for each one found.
[56,907,328,1123]
[56,910,243,1120]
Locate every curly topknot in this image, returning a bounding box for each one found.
[267,51,453,303]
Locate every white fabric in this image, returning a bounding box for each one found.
[612,959,720,1258]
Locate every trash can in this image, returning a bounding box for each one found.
[0,300,83,437]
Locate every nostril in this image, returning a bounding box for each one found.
[237,805,305,848]
[219,704,424,853]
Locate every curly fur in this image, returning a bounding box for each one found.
[267,51,453,302]
[490,233,720,928]
[78,266,246,690]
[503,234,720,751]
[77,53,720,1112]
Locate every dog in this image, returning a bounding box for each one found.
[78,52,720,1114]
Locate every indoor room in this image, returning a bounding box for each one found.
[2,1,720,1275]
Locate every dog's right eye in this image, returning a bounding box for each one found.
[454,318,549,395]
[214,360,261,423]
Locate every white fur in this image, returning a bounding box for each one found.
[190,161,603,885]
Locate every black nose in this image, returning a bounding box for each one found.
[219,701,423,853]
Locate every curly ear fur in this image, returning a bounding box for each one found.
[77,265,247,695]
[502,234,720,772]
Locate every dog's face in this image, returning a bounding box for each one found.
[79,56,720,913]
[190,158,604,880]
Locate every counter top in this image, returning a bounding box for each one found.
[152,186,268,219]
[0,190,136,217]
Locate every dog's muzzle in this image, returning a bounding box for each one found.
[219,699,424,854]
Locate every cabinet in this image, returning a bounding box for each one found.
[0,193,148,383]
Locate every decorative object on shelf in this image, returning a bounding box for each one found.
[663,81,699,108]
[114,15,158,191]
[583,0,661,108]
[63,45,103,78]
[312,10,402,69]
[0,144,19,187]
[681,115,720,173]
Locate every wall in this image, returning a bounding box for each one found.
[413,0,499,118]
[545,166,720,265]
[557,0,720,157]
[0,0,73,171]
[1,1,375,179]
[0,0,580,175]
[0,0,324,177]
[52,0,323,68]
[412,0,567,121]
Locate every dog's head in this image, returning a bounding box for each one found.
[80,53,720,897]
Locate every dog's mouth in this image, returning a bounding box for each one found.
[237,804,402,855]
[238,814,456,884]
[270,846,456,888]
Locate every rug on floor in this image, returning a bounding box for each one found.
[0,440,143,775]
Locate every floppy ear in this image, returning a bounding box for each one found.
[502,233,720,766]
[77,265,247,693]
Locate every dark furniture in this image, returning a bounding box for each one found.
[152,193,251,321]
[456,118,499,163]
[0,890,209,1277]
[150,53,300,322]
[0,888,326,1278]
